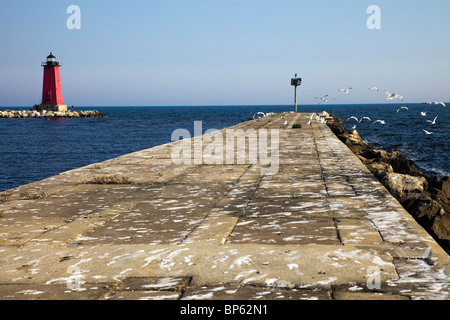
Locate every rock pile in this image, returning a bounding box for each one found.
[0,109,106,118]
[326,114,450,253]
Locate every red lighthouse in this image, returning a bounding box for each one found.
[36,52,67,112]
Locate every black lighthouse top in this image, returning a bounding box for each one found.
[42,52,61,67]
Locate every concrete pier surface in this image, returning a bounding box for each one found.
[0,112,449,300]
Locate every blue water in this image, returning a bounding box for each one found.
[0,104,448,192]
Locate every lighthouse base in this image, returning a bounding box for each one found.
[34,105,68,112]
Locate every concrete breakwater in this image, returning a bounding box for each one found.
[0,109,106,118]
[0,112,449,300]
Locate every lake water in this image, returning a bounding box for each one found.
[0,104,448,192]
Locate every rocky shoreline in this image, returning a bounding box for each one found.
[325,113,450,254]
[0,109,107,118]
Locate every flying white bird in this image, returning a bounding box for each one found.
[373,120,386,125]
[347,116,371,123]
[253,112,266,119]
[385,91,396,100]
[359,117,371,123]
[421,112,427,116]
[396,106,409,113]
[283,120,288,126]
[307,113,314,125]
[315,95,329,104]
[426,116,438,125]
[423,130,434,135]
[434,102,447,108]
[384,90,404,101]
[366,87,379,91]
[339,87,352,94]
[346,116,359,122]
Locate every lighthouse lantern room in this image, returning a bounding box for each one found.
[35,52,67,112]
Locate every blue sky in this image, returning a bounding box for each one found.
[0,0,449,106]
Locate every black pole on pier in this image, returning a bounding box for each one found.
[291,74,302,113]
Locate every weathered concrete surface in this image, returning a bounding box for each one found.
[0,112,449,300]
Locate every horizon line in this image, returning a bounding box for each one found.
[2,102,446,108]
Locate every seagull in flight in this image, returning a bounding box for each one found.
[373,120,386,125]
[346,116,371,123]
[396,106,409,113]
[253,112,266,119]
[434,102,447,108]
[315,95,331,104]
[421,112,427,116]
[426,116,438,125]
[423,130,434,135]
[359,117,371,123]
[366,87,379,91]
[339,87,352,94]
[384,90,404,101]
[346,116,359,122]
